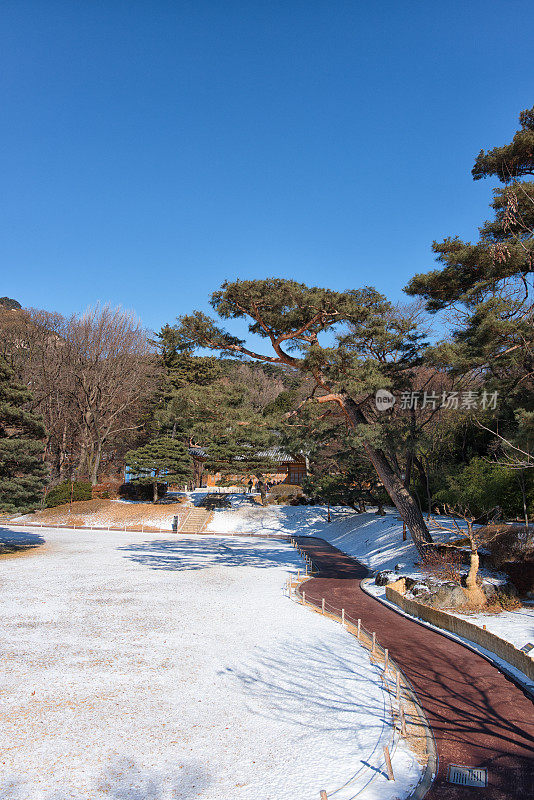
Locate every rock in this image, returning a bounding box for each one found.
[404,577,418,590]
[411,582,431,598]
[481,583,498,602]
[501,581,518,598]
[375,570,396,586]
[426,582,467,609]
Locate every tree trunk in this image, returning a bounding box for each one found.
[465,550,485,607]
[516,470,529,532]
[58,423,69,481]
[90,440,102,486]
[153,480,158,503]
[414,455,432,518]
[341,394,433,555]
[404,449,413,490]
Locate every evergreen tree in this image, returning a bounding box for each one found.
[124,437,193,502]
[0,297,21,310]
[154,342,279,485]
[168,278,434,553]
[0,357,47,512]
[405,106,534,470]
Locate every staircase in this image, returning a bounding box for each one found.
[177,507,212,533]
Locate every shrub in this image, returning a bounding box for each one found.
[44,481,92,508]
[421,547,463,583]
[478,524,534,568]
[268,484,303,499]
[434,458,520,519]
[487,588,522,611]
[118,482,167,501]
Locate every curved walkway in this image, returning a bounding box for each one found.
[295,536,534,799]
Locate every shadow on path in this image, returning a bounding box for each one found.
[296,536,534,800]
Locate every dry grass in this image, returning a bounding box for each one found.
[17,499,188,529]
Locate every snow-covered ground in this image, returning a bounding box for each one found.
[207,496,534,655]
[453,607,534,650]
[0,524,421,800]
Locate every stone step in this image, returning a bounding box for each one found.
[177,508,212,533]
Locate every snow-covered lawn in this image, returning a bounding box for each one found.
[0,525,421,800]
[207,497,534,656]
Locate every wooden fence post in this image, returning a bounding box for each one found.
[383,746,395,781]
[384,648,389,673]
[400,704,407,736]
[341,608,345,626]
[303,591,306,605]
[320,791,328,800]
[357,619,361,639]
[372,632,376,655]
[396,671,401,702]
[322,598,325,614]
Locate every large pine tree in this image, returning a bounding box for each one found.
[0,357,47,513]
[168,279,434,553]
[405,105,534,468]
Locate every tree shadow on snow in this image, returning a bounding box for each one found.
[96,757,210,800]
[0,758,210,800]
[0,527,45,556]
[119,536,300,572]
[222,636,393,785]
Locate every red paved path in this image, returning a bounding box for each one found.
[295,536,534,799]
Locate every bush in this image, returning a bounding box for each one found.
[268,484,303,499]
[478,524,534,568]
[118,482,167,501]
[44,481,92,508]
[487,587,522,611]
[434,458,520,519]
[421,547,463,583]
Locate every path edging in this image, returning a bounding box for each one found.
[360,578,534,703]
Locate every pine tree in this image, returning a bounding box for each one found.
[125,437,193,502]
[0,357,47,513]
[168,278,434,553]
[405,106,534,469]
[153,343,279,485]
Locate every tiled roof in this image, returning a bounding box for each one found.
[255,447,305,464]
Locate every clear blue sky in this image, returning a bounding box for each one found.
[1,0,533,334]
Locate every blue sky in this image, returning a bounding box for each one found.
[1,1,533,335]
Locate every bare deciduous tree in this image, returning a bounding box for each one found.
[62,305,157,484]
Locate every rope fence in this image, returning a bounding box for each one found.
[286,535,429,799]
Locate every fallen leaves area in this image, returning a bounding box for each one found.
[14,499,188,531]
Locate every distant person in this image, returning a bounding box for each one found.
[257,480,267,505]
[247,479,253,493]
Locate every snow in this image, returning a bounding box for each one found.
[207,497,534,658]
[454,607,534,650]
[0,524,421,800]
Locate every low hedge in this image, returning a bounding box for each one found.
[44,481,92,508]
